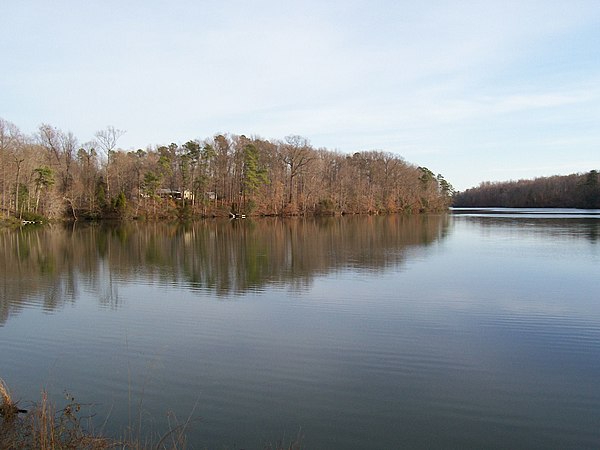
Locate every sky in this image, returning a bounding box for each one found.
[2,0,599,191]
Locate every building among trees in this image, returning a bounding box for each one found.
[0,118,453,221]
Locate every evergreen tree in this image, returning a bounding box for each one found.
[241,144,267,211]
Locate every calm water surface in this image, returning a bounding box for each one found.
[1,212,600,449]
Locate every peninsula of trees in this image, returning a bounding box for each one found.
[453,171,600,209]
[0,118,453,221]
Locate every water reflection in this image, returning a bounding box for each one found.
[456,215,600,242]
[3,212,600,449]
[0,215,449,324]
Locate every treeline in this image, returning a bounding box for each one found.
[453,171,600,209]
[0,118,453,221]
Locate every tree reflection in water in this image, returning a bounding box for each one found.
[0,215,450,324]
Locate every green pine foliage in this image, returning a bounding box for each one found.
[0,117,453,221]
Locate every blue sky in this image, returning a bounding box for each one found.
[2,0,599,190]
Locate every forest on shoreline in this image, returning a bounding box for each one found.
[0,118,453,222]
[453,170,600,209]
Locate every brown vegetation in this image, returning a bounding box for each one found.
[2,379,115,449]
[0,378,22,422]
[0,378,190,449]
[0,118,453,222]
[1,378,301,449]
[453,170,600,209]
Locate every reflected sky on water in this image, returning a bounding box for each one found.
[1,212,599,449]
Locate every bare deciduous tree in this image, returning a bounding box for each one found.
[95,126,125,199]
[281,135,315,208]
[1,117,455,220]
[0,119,23,214]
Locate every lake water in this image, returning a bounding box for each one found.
[1,211,600,449]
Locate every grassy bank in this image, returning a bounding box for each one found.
[1,379,144,449]
[1,379,302,450]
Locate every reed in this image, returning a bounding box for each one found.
[0,378,16,420]
[0,378,11,405]
[1,381,125,449]
[0,378,29,422]
[1,378,300,449]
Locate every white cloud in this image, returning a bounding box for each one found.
[2,0,600,188]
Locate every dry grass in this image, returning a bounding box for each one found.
[0,378,12,407]
[1,380,121,449]
[0,378,190,449]
[0,378,23,423]
[1,378,300,450]
[264,429,304,450]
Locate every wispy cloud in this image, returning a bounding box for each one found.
[1,0,600,190]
